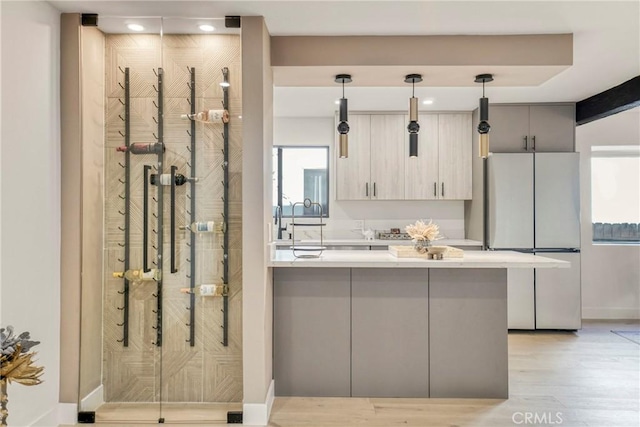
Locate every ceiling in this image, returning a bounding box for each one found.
[48,1,640,116]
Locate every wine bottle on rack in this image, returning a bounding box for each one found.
[150,173,197,186]
[180,221,223,233]
[181,109,230,124]
[116,142,165,154]
[112,268,161,282]
[180,284,227,297]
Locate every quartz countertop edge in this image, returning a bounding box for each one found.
[272,238,483,246]
[269,250,570,269]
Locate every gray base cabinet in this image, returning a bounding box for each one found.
[274,267,509,399]
[429,269,509,398]
[273,268,351,397]
[351,269,429,397]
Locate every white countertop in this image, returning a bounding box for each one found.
[273,238,483,247]
[269,249,570,269]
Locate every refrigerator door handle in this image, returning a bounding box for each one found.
[523,136,528,151]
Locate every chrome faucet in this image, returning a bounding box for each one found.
[275,205,287,240]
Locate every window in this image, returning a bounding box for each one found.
[273,146,329,217]
[591,145,640,242]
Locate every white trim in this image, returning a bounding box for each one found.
[57,403,78,426]
[242,379,275,426]
[80,384,104,411]
[29,403,77,427]
[583,307,640,319]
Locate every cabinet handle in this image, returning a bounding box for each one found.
[523,136,528,151]
[441,183,445,197]
[365,182,369,197]
[532,135,536,151]
[433,182,437,197]
[373,182,377,197]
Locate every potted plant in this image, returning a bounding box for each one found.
[0,326,43,427]
[405,219,442,253]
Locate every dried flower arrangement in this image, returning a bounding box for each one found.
[405,219,442,242]
[1,326,43,427]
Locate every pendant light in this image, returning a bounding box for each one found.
[475,74,494,158]
[335,74,352,158]
[405,74,422,158]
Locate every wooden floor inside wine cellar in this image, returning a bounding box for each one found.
[65,320,639,427]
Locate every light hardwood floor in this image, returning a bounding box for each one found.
[67,320,639,427]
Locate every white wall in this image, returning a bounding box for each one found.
[576,109,640,319]
[0,1,63,426]
[274,117,465,240]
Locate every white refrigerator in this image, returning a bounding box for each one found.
[488,153,581,330]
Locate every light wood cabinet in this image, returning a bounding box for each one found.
[335,114,371,200]
[489,104,575,153]
[335,114,404,200]
[370,115,405,200]
[405,113,472,200]
[405,114,439,200]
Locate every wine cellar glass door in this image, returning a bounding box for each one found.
[100,16,164,423]
[77,15,243,423]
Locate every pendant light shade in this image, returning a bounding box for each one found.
[475,74,494,158]
[335,74,352,159]
[405,74,422,158]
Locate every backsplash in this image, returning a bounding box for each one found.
[274,217,465,241]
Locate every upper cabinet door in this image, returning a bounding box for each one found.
[488,105,530,153]
[370,115,406,200]
[335,114,371,200]
[405,114,439,200]
[438,113,472,200]
[528,105,575,152]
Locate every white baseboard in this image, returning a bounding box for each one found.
[583,307,640,319]
[80,384,104,411]
[243,379,275,426]
[57,403,78,426]
[29,403,77,427]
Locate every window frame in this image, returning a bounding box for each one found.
[273,145,330,218]
[590,145,640,244]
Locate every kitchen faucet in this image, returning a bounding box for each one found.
[275,205,287,239]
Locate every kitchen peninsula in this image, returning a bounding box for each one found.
[269,249,568,399]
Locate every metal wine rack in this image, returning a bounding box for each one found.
[186,67,197,346]
[221,67,231,347]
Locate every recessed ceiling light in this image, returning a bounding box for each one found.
[423,99,434,105]
[199,24,215,32]
[334,99,340,105]
[127,24,145,32]
[238,115,242,119]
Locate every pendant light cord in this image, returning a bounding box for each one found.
[342,79,345,98]
[412,79,415,97]
[482,79,485,97]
